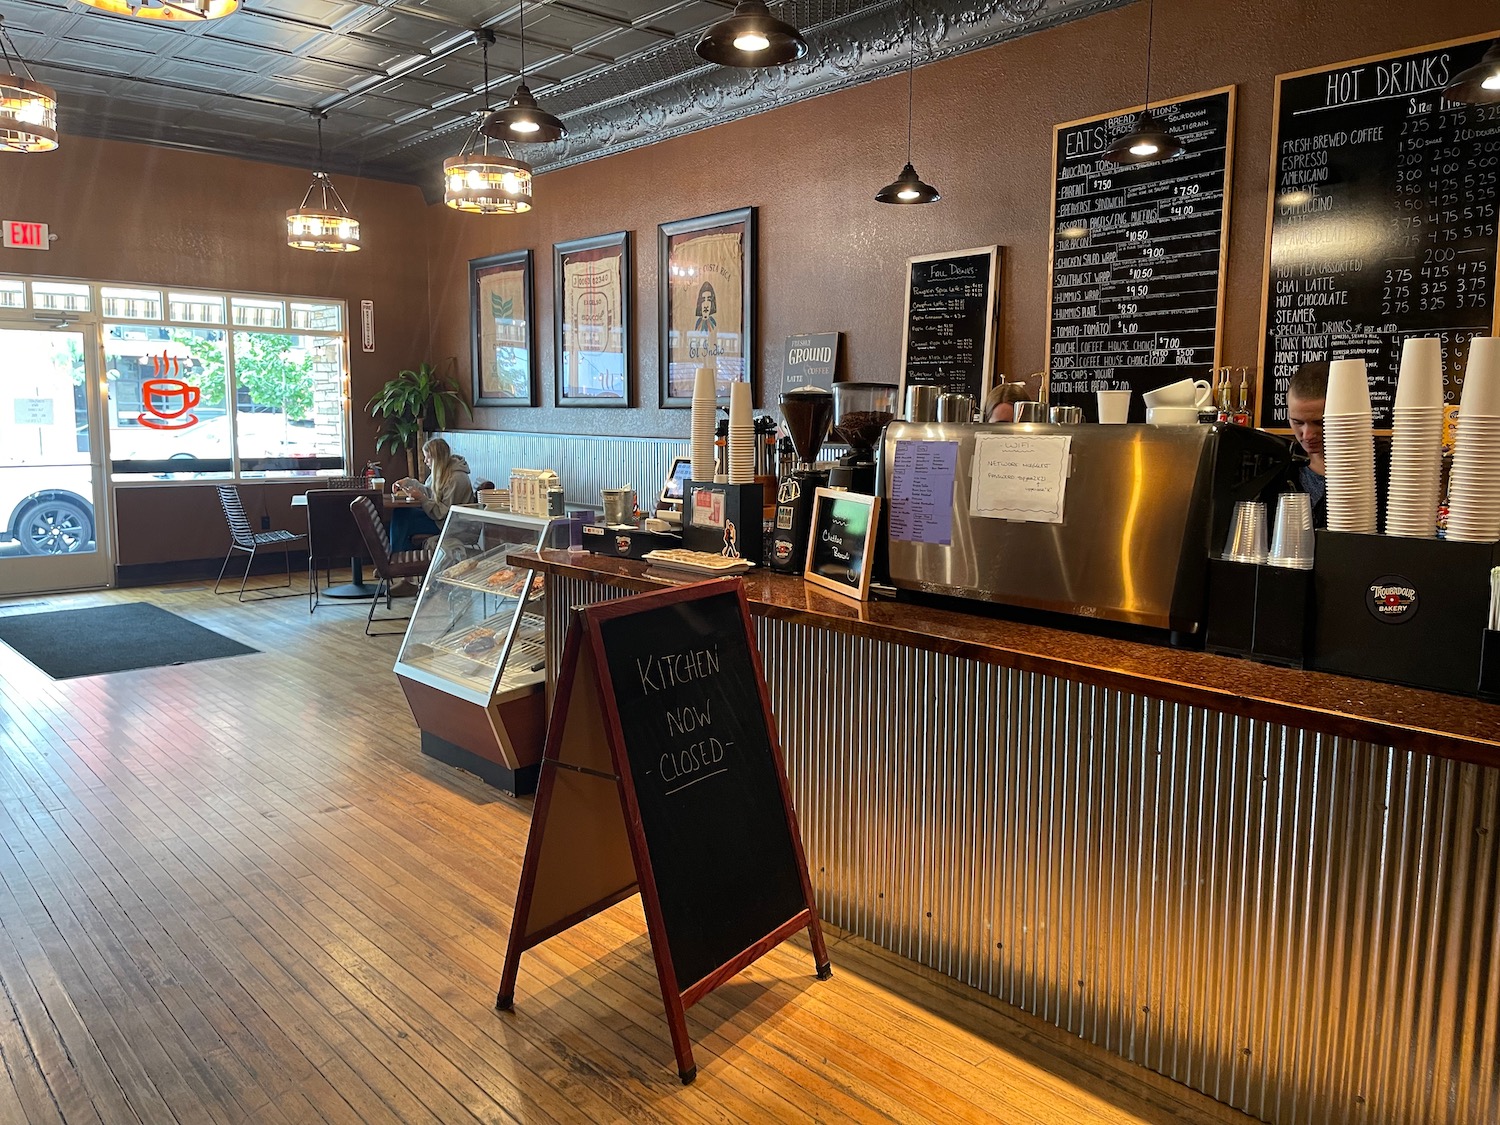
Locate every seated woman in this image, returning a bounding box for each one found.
[389,437,477,552]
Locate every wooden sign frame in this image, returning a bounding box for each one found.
[495,579,831,1084]
[802,488,880,601]
[897,245,1001,406]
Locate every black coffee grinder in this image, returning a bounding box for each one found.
[770,387,834,573]
[828,381,897,494]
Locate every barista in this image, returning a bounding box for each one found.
[985,382,1031,422]
[1286,362,1328,526]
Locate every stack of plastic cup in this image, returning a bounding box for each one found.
[1221,500,1268,563]
[1322,358,1377,534]
[1385,337,1446,538]
[690,365,717,482]
[1447,337,1500,543]
[1268,492,1315,568]
[726,381,755,484]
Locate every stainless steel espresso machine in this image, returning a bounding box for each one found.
[879,420,1292,636]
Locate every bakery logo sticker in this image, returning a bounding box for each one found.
[616,535,633,554]
[772,539,794,564]
[1366,575,1419,623]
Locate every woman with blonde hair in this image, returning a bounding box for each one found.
[390,437,477,553]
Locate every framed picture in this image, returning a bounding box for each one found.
[803,488,881,601]
[658,207,756,407]
[470,250,536,406]
[554,231,632,406]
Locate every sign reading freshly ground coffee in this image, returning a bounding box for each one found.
[1260,33,1500,429]
[1045,88,1236,423]
[781,332,841,392]
[898,246,1001,403]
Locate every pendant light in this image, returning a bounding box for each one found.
[75,0,238,22]
[480,0,566,144]
[1445,40,1500,105]
[876,5,938,205]
[445,30,533,214]
[286,113,361,253]
[1102,0,1182,166]
[0,16,57,154]
[696,0,807,68]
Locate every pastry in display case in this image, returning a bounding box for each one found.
[393,505,553,795]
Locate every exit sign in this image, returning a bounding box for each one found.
[3,221,49,250]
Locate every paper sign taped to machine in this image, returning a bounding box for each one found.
[969,433,1072,523]
[890,439,958,545]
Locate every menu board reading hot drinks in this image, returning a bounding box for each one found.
[898,246,1000,402]
[1046,88,1235,422]
[1261,34,1500,428]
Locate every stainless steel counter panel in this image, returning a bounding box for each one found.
[547,570,1500,1125]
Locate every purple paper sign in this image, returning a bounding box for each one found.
[889,440,958,545]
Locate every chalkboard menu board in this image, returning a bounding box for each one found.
[1045,88,1236,422]
[899,246,1001,402]
[1260,34,1500,428]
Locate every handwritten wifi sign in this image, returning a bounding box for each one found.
[2,221,50,250]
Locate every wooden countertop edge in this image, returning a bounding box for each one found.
[515,550,1500,768]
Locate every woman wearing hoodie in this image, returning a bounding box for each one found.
[389,437,476,552]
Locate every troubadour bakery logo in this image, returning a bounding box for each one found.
[1365,575,1419,623]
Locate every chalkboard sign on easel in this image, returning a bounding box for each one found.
[898,246,1001,404]
[1259,33,1500,430]
[495,579,830,1083]
[1045,87,1236,423]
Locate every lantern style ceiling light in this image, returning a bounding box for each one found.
[480,0,566,144]
[0,15,58,154]
[876,6,938,205]
[75,0,238,21]
[286,113,361,253]
[445,29,533,214]
[1102,0,1182,165]
[696,0,807,68]
[1445,40,1500,105]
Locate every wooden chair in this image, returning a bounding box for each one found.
[306,487,379,613]
[213,485,306,601]
[350,495,433,635]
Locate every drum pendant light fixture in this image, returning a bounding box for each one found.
[75,0,238,21]
[696,0,807,68]
[480,0,566,144]
[445,30,533,214]
[286,113,362,253]
[0,16,58,153]
[1445,40,1500,105]
[1102,0,1182,165]
[876,7,938,205]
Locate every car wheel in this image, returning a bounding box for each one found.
[19,498,94,556]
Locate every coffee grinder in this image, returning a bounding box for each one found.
[770,386,834,573]
[828,381,897,494]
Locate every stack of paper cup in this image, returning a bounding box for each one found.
[1447,337,1500,543]
[726,381,755,484]
[1385,337,1445,538]
[1322,358,1377,534]
[690,365,717,482]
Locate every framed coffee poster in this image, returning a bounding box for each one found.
[470,250,536,407]
[659,207,756,407]
[555,230,632,406]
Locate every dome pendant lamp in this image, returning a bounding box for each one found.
[480,0,566,144]
[1103,0,1182,165]
[1445,40,1500,105]
[876,6,939,205]
[76,0,238,22]
[286,113,362,253]
[0,15,58,153]
[445,29,533,214]
[696,0,807,68]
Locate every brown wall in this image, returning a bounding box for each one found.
[425,0,1497,437]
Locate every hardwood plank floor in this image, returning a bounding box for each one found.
[0,576,1260,1125]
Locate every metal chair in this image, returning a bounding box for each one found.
[306,487,380,612]
[213,485,306,601]
[350,495,433,635]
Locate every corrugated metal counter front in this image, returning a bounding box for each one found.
[515,549,1500,1125]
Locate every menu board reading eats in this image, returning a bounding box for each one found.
[1261,34,1500,428]
[1046,88,1236,422]
[899,246,1001,403]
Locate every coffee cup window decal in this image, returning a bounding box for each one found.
[139,350,201,431]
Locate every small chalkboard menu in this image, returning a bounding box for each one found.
[781,332,841,392]
[1260,33,1500,429]
[899,246,1001,403]
[1045,87,1236,422]
[496,580,829,1083]
[803,488,880,600]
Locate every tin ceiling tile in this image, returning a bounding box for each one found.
[272,57,375,89]
[246,0,366,28]
[336,9,462,51]
[34,39,155,76]
[169,37,271,72]
[202,15,326,52]
[306,35,413,71]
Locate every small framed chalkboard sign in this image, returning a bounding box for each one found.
[898,246,1001,405]
[803,487,880,600]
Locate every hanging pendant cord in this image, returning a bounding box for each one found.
[1,17,36,82]
[1142,0,1154,113]
[905,10,914,163]
[519,0,526,82]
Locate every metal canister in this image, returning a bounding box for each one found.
[937,393,977,423]
[904,384,940,422]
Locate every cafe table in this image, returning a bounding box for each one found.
[292,490,424,598]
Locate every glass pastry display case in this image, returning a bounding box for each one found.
[393,505,552,795]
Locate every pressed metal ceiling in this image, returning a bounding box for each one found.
[0,0,1124,197]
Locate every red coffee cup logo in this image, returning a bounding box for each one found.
[139,378,201,430]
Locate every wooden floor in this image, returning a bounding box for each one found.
[0,574,1260,1125]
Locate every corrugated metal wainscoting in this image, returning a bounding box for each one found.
[547,575,1500,1125]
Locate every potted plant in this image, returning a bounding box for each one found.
[368,362,471,478]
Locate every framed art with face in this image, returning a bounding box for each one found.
[658,207,756,407]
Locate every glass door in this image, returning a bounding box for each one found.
[0,324,111,595]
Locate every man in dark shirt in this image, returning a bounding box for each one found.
[1286,362,1328,526]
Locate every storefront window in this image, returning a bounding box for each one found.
[231,331,344,475]
[107,323,232,479]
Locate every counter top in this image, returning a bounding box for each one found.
[514,549,1500,769]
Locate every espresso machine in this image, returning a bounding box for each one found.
[770,386,834,572]
[828,381,897,494]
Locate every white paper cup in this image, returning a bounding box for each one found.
[1394,337,1445,411]
[1326,359,1373,416]
[1462,337,1500,416]
[1096,388,1132,424]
